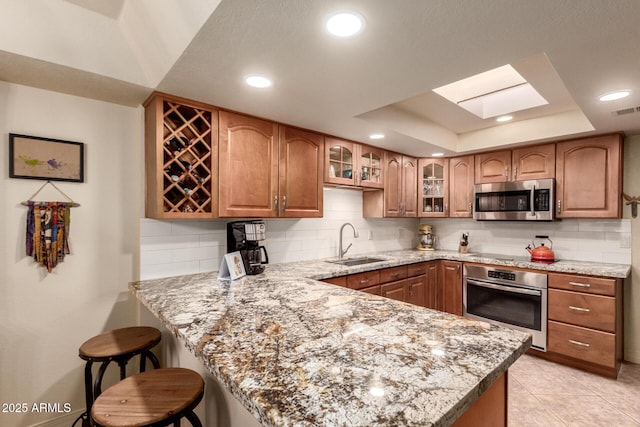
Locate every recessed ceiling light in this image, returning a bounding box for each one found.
[432,152,444,157]
[369,133,385,139]
[325,11,365,37]
[245,75,273,88]
[496,115,513,122]
[599,90,631,102]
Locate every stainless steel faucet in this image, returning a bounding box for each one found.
[339,222,359,259]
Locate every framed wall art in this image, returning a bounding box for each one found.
[9,133,85,182]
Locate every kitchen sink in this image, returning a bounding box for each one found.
[327,257,387,267]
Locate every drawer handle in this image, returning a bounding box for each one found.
[360,279,370,284]
[390,272,400,277]
[568,339,590,348]
[569,305,591,313]
[569,281,591,288]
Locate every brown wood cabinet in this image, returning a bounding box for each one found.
[475,144,555,183]
[325,138,384,189]
[439,261,463,315]
[144,93,219,219]
[384,153,418,217]
[544,272,623,378]
[555,134,623,218]
[425,261,439,310]
[449,155,475,218]
[418,158,449,217]
[278,126,324,218]
[219,112,323,218]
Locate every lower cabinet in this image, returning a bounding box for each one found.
[543,272,623,378]
[321,261,457,312]
[439,260,463,315]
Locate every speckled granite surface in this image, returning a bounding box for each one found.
[295,249,630,280]
[129,250,549,427]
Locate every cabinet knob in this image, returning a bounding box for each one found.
[513,166,517,179]
[282,195,287,212]
[504,166,509,178]
[274,195,279,212]
[557,200,562,214]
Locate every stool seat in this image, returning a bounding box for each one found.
[79,327,161,360]
[91,368,204,427]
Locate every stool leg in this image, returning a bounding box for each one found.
[142,349,161,370]
[93,360,111,400]
[185,411,203,427]
[117,359,127,380]
[83,360,94,427]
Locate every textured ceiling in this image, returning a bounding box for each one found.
[2,0,640,156]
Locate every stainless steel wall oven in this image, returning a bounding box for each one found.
[463,264,547,351]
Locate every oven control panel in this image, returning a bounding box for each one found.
[488,270,516,281]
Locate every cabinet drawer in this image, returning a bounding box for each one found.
[548,289,615,332]
[407,262,427,277]
[347,270,380,290]
[380,266,408,283]
[548,273,616,296]
[548,320,616,368]
[322,276,347,287]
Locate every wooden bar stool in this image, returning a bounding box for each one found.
[91,368,204,427]
[74,327,162,427]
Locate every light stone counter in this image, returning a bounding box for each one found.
[129,250,542,427]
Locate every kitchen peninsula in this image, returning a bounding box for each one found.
[130,251,547,427]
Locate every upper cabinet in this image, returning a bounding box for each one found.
[219,112,324,218]
[325,138,384,188]
[218,111,279,218]
[556,134,622,219]
[384,153,418,217]
[144,93,219,219]
[278,126,324,218]
[475,144,555,183]
[418,158,449,217]
[449,155,475,218]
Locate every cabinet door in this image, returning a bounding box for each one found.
[359,145,385,188]
[279,126,323,218]
[219,111,279,217]
[384,152,403,217]
[441,261,463,315]
[407,275,427,307]
[145,94,218,219]
[425,262,439,310]
[325,138,357,186]
[512,143,555,181]
[475,150,511,183]
[419,158,449,217]
[556,134,622,218]
[381,279,407,302]
[449,155,474,218]
[402,156,418,217]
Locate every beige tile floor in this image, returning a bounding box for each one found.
[508,354,640,426]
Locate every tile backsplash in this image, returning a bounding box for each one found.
[140,188,417,279]
[423,217,631,264]
[140,188,631,280]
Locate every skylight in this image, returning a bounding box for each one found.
[433,65,548,119]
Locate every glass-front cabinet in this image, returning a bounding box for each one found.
[325,138,384,188]
[359,145,384,189]
[418,158,449,217]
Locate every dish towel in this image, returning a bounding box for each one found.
[26,202,71,272]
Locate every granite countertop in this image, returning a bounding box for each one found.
[130,249,542,427]
[130,250,629,426]
[293,249,631,280]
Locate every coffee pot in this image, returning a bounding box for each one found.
[227,221,270,275]
[417,224,435,251]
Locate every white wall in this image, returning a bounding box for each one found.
[623,135,640,363]
[0,82,142,426]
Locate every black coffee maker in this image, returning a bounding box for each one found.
[226,221,269,275]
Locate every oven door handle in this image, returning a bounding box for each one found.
[466,278,542,296]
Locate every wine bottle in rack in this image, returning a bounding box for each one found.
[181,174,197,196]
[164,163,183,182]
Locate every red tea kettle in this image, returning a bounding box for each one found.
[526,236,555,262]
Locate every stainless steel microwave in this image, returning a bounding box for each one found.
[473,178,555,221]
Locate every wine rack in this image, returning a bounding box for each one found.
[145,93,218,219]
